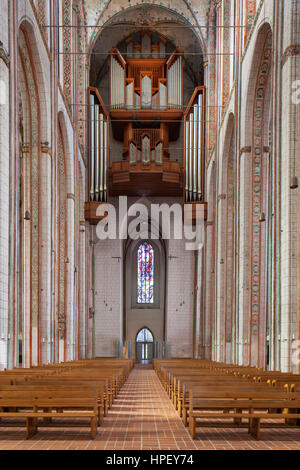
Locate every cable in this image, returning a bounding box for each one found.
[42,24,247,30]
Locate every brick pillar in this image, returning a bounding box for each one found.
[65,194,75,361]
[0,54,10,370]
[238,148,251,365]
[40,144,52,363]
[79,221,87,358]
[279,0,300,371]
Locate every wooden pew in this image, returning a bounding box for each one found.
[0,390,99,439]
[187,389,300,440]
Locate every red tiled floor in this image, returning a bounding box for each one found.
[0,364,300,450]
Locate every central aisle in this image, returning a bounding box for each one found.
[96,363,198,450]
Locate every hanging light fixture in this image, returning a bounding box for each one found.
[24,210,31,221]
[259,212,266,222]
[290,175,298,189]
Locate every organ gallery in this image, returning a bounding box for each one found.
[0,0,299,452]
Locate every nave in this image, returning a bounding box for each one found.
[0,363,300,450]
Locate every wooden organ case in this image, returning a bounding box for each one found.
[85,31,207,224]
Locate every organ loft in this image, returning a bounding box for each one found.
[1,0,300,451]
[85,31,207,224]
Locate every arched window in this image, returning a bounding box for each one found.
[136,328,153,343]
[137,242,154,304]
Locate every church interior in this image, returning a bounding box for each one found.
[0,0,300,451]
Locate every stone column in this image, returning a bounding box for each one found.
[65,193,75,361]
[279,0,300,371]
[79,220,87,358]
[0,43,10,370]
[40,143,52,364]
[215,194,226,362]
[238,148,251,365]
[204,220,214,360]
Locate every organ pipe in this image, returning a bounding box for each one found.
[193,103,198,201]
[99,113,104,202]
[167,56,182,109]
[184,88,205,203]
[110,55,125,109]
[185,118,190,201]
[89,91,108,203]
[103,120,107,202]
[90,94,95,201]
[197,94,203,201]
[189,112,194,201]
[94,105,100,201]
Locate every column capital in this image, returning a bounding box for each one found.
[41,142,52,157]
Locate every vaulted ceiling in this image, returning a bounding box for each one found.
[87,2,208,89]
[83,0,210,48]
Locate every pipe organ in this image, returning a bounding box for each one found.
[184,87,205,203]
[125,126,164,167]
[89,88,109,203]
[85,31,206,222]
[109,37,183,112]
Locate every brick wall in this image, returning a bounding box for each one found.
[166,239,194,358]
[94,239,122,357]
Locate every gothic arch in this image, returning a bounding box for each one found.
[17,22,48,367]
[247,24,273,367]
[241,22,272,148]
[17,18,52,367]
[86,0,207,57]
[18,19,51,141]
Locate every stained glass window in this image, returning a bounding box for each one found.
[137,242,154,304]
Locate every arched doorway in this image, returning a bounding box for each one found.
[136,328,154,363]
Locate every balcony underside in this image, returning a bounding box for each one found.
[109,161,183,197]
[110,110,182,141]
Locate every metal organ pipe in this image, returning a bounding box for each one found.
[184,91,204,202]
[94,105,100,201]
[176,59,179,108]
[89,91,108,203]
[193,103,198,201]
[116,60,119,108]
[168,57,182,109]
[179,57,182,108]
[111,57,114,108]
[99,113,104,202]
[189,112,194,201]
[197,94,203,201]
[90,94,95,201]
[120,64,123,108]
[103,120,107,202]
[185,118,190,201]
[172,63,175,108]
